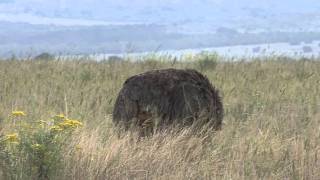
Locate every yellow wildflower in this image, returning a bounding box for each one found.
[5,133,19,143]
[75,145,82,151]
[31,143,43,151]
[59,119,83,129]
[38,120,47,126]
[54,114,65,120]
[67,119,83,127]
[12,111,26,117]
[50,125,63,132]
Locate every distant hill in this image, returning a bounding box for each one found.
[1,21,320,57]
[1,0,320,57]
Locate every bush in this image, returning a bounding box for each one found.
[0,112,83,180]
[34,53,55,61]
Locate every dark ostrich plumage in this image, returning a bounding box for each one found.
[113,68,223,135]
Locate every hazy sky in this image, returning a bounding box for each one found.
[0,0,319,25]
[1,0,318,13]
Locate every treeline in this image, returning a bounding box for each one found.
[1,22,320,57]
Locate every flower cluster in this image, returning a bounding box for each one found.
[1,110,84,179]
[11,111,26,117]
[54,114,65,119]
[31,143,43,151]
[4,133,19,143]
[49,119,83,132]
[2,111,83,145]
[50,125,64,132]
[51,114,83,132]
[58,119,83,128]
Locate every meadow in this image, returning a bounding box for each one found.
[0,54,319,179]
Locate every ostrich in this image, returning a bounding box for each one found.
[113,68,223,136]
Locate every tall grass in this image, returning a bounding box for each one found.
[0,56,320,179]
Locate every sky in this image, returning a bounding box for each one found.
[0,0,319,25]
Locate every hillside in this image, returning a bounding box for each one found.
[1,21,320,57]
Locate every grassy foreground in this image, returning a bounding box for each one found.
[0,55,320,179]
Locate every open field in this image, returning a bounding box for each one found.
[0,56,320,179]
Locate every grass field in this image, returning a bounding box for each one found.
[0,55,320,179]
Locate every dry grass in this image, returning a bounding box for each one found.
[0,56,320,179]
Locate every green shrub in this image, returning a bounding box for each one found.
[34,53,55,61]
[0,112,82,180]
